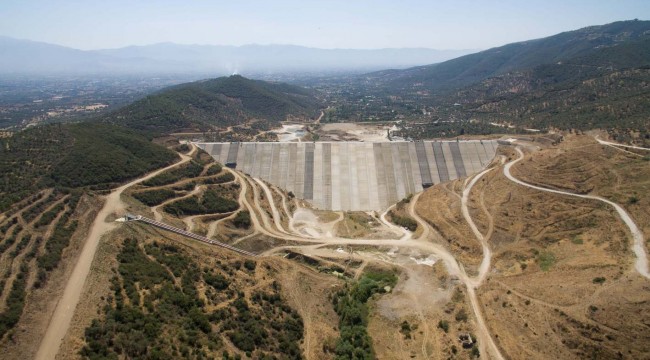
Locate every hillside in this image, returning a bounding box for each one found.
[372,21,650,143]
[103,75,322,135]
[407,37,650,143]
[368,20,650,92]
[0,123,178,211]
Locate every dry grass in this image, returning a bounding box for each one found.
[473,135,650,359]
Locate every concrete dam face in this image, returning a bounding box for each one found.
[195,141,498,211]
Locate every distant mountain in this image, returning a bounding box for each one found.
[94,43,476,73]
[0,37,475,75]
[103,75,322,135]
[0,36,169,74]
[367,20,650,92]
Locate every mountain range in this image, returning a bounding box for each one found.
[366,20,650,92]
[0,37,475,75]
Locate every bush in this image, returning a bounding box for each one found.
[142,161,203,187]
[164,188,238,216]
[592,277,606,284]
[202,172,235,185]
[455,308,468,322]
[233,211,251,229]
[332,270,397,359]
[537,251,556,271]
[132,189,177,206]
[205,164,223,176]
[388,211,418,232]
[438,319,449,333]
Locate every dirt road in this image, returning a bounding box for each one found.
[462,169,494,287]
[35,151,192,360]
[595,137,650,151]
[504,147,649,279]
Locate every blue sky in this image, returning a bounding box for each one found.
[1,0,648,50]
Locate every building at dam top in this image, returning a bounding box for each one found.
[195,141,498,211]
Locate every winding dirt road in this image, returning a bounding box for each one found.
[462,169,495,287]
[35,150,193,360]
[504,147,649,279]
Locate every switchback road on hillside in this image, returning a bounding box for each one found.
[504,147,650,279]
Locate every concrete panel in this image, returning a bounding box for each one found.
[322,143,332,210]
[219,143,230,166]
[339,143,352,211]
[226,143,239,164]
[303,143,315,200]
[415,141,433,185]
[203,143,213,156]
[457,143,475,174]
[431,142,449,182]
[366,143,380,211]
[255,143,268,180]
[270,144,282,186]
[391,144,407,201]
[448,142,468,178]
[348,143,360,210]
[381,143,398,206]
[408,142,424,193]
[278,143,289,190]
[356,143,370,210]
[312,143,324,208]
[241,143,255,175]
[468,142,483,172]
[235,143,246,169]
[286,143,297,194]
[440,142,458,180]
[330,143,341,210]
[211,143,222,159]
[294,143,306,199]
[373,143,388,210]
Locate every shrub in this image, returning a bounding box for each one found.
[388,211,418,232]
[205,164,223,176]
[438,319,449,333]
[132,189,177,206]
[233,211,251,229]
[455,308,468,322]
[142,161,203,187]
[592,277,606,284]
[537,251,556,271]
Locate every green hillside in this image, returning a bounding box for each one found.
[104,75,322,135]
[414,36,650,143]
[0,123,178,211]
[372,20,650,92]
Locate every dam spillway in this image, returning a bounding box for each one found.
[195,141,498,211]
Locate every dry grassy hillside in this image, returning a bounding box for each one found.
[416,134,650,359]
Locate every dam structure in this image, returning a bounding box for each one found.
[195,141,498,211]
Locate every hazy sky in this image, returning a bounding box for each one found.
[1,0,648,50]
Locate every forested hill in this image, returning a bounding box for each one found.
[0,123,178,211]
[103,75,322,135]
[368,20,650,92]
